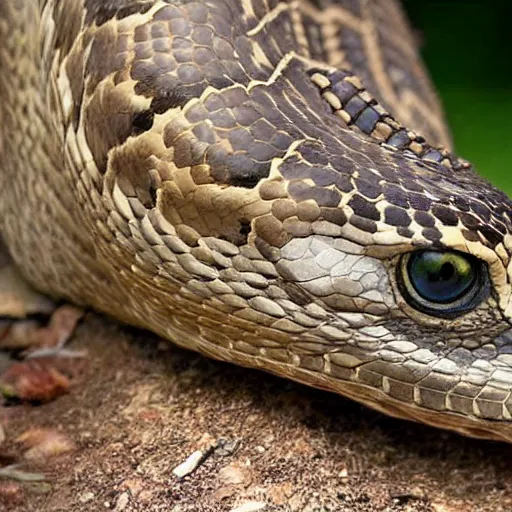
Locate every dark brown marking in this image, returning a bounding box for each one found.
[384,185,409,208]
[386,130,410,149]
[384,206,411,227]
[479,226,504,247]
[414,211,435,228]
[397,227,414,238]
[348,195,380,220]
[84,0,153,26]
[132,110,154,134]
[356,179,382,200]
[350,215,378,234]
[432,205,458,227]
[462,230,481,243]
[330,76,359,103]
[408,193,432,212]
[321,207,348,226]
[422,227,442,243]
[355,107,381,133]
[344,95,367,119]
[288,182,341,207]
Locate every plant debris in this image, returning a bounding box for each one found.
[17,428,75,460]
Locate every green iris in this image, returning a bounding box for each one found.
[398,250,488,317]
[408,251,476,303]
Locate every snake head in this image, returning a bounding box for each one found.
[98,55,512,443]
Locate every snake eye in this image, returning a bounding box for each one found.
[398,250,488,317]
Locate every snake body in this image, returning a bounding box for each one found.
[1,0,512,442]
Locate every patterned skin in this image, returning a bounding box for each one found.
[1,0,512,441]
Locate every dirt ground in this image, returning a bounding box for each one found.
[1,314,512,512]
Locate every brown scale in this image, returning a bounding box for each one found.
[310,69,470,172]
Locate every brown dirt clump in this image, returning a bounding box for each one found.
[1,315,512,511]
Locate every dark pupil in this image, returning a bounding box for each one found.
[408,252,475,304]
[439,263,455,281]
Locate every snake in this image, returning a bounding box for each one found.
[1,0,512,443]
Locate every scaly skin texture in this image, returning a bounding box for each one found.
[1,0,512,441]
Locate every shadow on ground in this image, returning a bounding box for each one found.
[3,315,512,511]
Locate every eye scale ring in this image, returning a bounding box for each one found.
[397,250,490,318]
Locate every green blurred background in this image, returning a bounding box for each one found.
[403,1,511,195]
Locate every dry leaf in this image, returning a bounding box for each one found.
[0,359,70,402]
[17,428,74,460]
[1,306,84,351]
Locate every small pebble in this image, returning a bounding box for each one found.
[79,491,95,504]
[230,501,267,512]
[172,450,204,478]
[215,438,240,457]
[114,492,130,511]
[218,462,252,486]
[339,468,348,479]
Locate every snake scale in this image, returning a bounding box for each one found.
[1,0,512,443]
